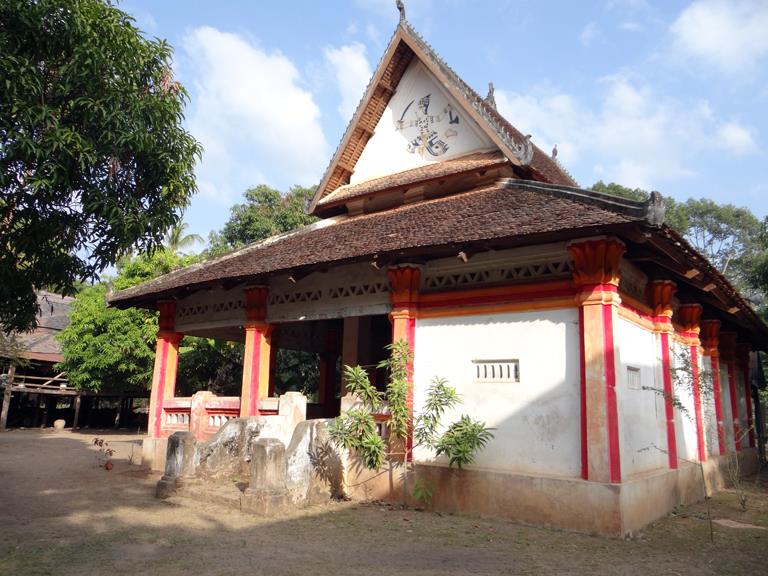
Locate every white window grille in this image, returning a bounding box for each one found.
[627,366,641,390]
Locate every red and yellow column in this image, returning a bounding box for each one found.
[700,319,725,456]
[568,238,624,484]
[649,280,678,469]
[240,286,272,417]
[720,332,740,451]
[676,304,706,462]
[387,265,420,457]
[148,300,183,439]
[737,344,755,448]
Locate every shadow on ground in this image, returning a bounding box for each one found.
[0,430,766,576]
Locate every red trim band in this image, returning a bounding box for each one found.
[249,334,262,416]
[690,345,706,462]
[710,356,726,455]
[153,338,169,438]
[727,362,741,451]
[602,304,621,483]
[660,332,677,469]
[578,306,588,480]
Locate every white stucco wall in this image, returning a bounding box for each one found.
[615,318,667,478]
[351,60,494,184]
[413,309,581,478]
[672,341,699,462]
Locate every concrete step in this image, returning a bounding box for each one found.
[174,479,247,510]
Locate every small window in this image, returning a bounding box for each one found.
[472,359,520,383]
[627,366,641,390]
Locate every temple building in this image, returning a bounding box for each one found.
[109,10,767,534]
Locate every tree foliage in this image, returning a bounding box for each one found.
[207,185,317,255]
[591,181,764,300]
[57,249,195,391]
[0,0,201,333]
[164,221,203,255]
[329,340,494,474]
[56,282,157,391]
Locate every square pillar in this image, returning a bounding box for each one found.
[676,304,706,462]
[148,300,183,439]
[240,286,272,417]
[720,332,740,451]
[387,265,421,458]
[649,280,677,469]
[701,319,725,456]
[568,238,624,484]
[737,344,755,448]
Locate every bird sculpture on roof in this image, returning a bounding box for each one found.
[552,144,558,159]
[396,0,406,22]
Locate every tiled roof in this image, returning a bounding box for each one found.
[110,179,647,307]
[317,150,509,209]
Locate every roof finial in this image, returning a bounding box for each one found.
[396,0,406,23]
[485,82,496,109]
[551,144,558,159]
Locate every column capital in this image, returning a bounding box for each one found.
[388,265,421,311]
[157,300,177,332]
[675,303,702,335]
[648,280,677,318]
[567,237,625,288]
[700,319,721,356]
[244,285,269,323]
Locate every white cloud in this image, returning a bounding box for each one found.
[324,42,373,121]
[181,27,328,201]
[579,22,598,47]
[620,21,643,32]
[495,76,755,190]
[670,0,768,75]
[717,122,757,155]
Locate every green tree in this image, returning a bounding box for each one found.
[591,182,763,298]
[57,249,195,391]
[0,0,201,333]
[207,185,317,255]
[164,221,203,255]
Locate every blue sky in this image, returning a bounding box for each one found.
[120,0,768,244]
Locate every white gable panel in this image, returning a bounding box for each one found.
[350,60,495,185]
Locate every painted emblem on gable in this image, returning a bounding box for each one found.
[396,93,460,158]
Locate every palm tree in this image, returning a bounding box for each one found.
[164,222,203,255]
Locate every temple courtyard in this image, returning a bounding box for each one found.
[0,429,766,575]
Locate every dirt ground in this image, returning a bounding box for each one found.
[0,430,766,576]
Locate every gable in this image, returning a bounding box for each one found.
[308,18,577,216]
[350,60,495,185]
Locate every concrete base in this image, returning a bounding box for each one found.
[347,449,759,536]
[142,437,168,472]
[241,489,290,515]
[156,475,181,499]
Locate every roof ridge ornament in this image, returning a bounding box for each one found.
[485,82,496,110]
[510,134,534,165]
[396,0,406,23]
[645,190,666,227]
